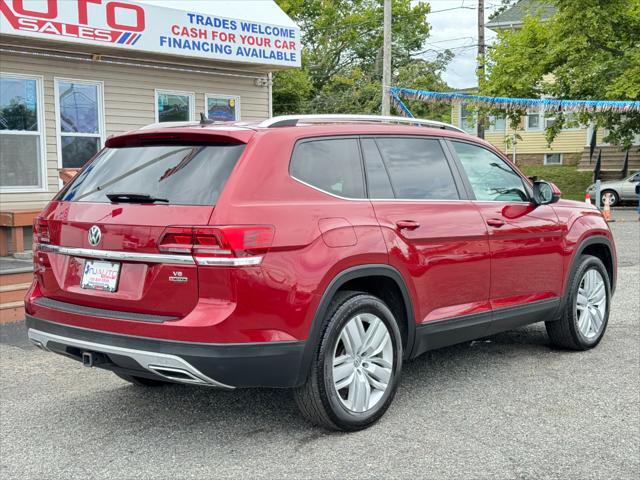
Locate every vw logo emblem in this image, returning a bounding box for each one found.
[88,226,102,246]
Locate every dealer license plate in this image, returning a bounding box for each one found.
[80,260,121,292]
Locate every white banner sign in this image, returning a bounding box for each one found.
[0,0,301,67]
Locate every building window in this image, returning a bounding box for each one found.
[156,90,194,123]
[0,73,46,192]
[526,111,541,130]
[544,115,557,129]
[488,115,506,132]
[205,94,240,121]
[55,79,104,169]
[460,103,476,134]
[544,153,563,165]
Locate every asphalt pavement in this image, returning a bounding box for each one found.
[1,209,638,479]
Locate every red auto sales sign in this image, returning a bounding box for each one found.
[0,0,301,67]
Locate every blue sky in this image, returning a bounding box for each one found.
[423,0,503,89]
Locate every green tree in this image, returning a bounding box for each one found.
[488,0,518,21]
[481,0,640,147]
[273,0,452,118]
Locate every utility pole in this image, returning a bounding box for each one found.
[476,0,486,139]
[381,0,392,116]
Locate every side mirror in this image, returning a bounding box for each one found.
[532,181,561,205]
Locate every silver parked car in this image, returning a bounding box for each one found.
[587,171,640,206]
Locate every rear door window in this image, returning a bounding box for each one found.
[59,144,245,205]
[361,138,395,199]
[290,138,365,198]
[374,137,460,200]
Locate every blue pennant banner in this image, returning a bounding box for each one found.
[389,87,640,114]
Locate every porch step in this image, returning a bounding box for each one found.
[0,282,32,303]
[0,301,25,324]
[578,145,640,173]
[0,270,33,287]
[0,264,32,323]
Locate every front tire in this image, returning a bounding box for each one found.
[546,255,611,350]
[294,291,403,431]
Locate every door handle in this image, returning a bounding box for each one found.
[396,220,420,231]
[486,218,505,228]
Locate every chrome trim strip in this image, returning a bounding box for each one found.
[290,175,470,203]
[37,243,195,265]
[38,244,263,267]
[259,114,464,133]
[194,256,262,266]
[28,328,235,390]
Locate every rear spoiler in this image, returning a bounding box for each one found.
[106,128,254,148]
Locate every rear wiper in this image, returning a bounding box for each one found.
[106,192,169,204]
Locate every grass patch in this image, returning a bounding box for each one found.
[520,165,592,201]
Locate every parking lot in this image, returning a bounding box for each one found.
[1,209,638,479]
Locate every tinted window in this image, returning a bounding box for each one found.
[452,141,529,202]
[157,91,192,122]
[59,144,244,205]
[374,137,459,200]
[290,138,365,198]
[361,138,395,198]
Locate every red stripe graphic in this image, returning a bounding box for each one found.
[0,0,20,28]
[1,0,125,44]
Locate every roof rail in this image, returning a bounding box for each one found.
[258,114,464,133]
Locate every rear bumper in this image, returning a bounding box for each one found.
[26,316,306,388]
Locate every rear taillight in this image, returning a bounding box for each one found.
[33,217,50,244]
[159,226,274,266]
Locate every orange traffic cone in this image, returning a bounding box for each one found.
[585,192,591,205]
[602,193,614,222]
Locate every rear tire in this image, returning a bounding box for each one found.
[294,291,403,431]
[546,255,611,350]
[114,372,170,387]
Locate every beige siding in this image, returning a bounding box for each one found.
[0,50,270,211]
[451,104,589,157]
[486,129,587,155]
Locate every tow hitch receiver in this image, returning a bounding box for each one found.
[82,351,94,367]
[81,351,108,367]
[82,350,109,368]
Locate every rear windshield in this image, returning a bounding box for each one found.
[59,144,245,205]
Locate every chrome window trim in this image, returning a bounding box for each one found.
[291,175,474,203]
[290,176,533,205]
[289,134,470,202]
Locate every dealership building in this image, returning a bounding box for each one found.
[0,0,300,218]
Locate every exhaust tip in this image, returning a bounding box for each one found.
[30,339,47,351]
[147,365,206,384]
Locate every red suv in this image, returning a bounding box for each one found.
[26,115,616,431]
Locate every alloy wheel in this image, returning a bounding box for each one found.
[332,313,393,413]
[575,269,607,340]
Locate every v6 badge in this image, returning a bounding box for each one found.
[169,271,188,283]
